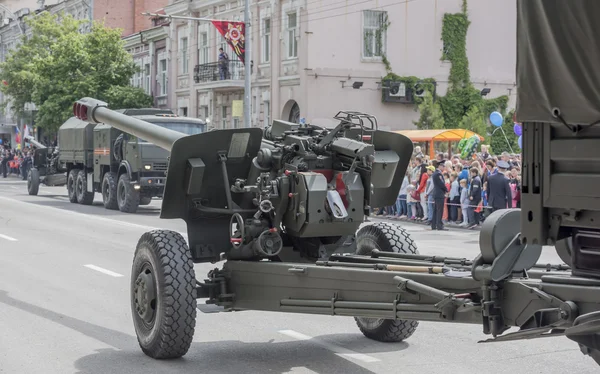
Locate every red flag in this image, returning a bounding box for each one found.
[211,21,246,64]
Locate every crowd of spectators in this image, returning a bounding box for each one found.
[374,144,522,230]
[0,144,34,179]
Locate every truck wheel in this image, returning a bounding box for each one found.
[139,196,152,206]
[102,172,118,210]
[131,230,196,359]
[117,173,140,213]
[67,169,79,203]
[27,168,40,196]
[353,222,420,342]
[75,170,94,205]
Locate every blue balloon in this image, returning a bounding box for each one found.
[518,135,522,149]
[490,111,503,127]
[513,123,522,137]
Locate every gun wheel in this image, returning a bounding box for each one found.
[27,168,40,195]
[354,222,419,342]
[131,230,197,359]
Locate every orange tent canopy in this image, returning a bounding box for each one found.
[393,129,484,159]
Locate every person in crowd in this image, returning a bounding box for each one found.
[416,164,430,221]
[442,170,451,223]
[396,171,409,218]
[218,48,229,80]
[467,167,482,229]
[406,183,418,220]
[509,168,521,208]
[480,145,491,161]
[430,160,448,230]
[424,164,435,224]
[459,178,470,227]
[448,172,460,223]
[486,160,512,212]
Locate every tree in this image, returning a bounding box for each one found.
[0,12,152,131]
[459,105,487,139]
[413,91,445,130]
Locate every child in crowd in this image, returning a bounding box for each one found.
[459,178,469,226]
[406,183,418,220]
[448,172,460,223]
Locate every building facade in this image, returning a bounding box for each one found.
[123,11,172,110]
[165,0,516,131]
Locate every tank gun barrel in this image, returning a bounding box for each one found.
[72,98,185,152]
[24,135,46,149]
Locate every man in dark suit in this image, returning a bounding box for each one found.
[486,160,512,213]
[431,160,448,230]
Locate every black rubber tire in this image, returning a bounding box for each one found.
[117,173,140,213]
[67,169,79,203]
[75,169,94,205]
[354,222,420,342]
[27,168,40,195]
[140,196,152,206]
[131,230,197,359]
[102,171,118,210]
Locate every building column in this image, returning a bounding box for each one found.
[270,0,280,122]
[188,18,198,117]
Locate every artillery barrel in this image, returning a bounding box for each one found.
[25,135,47,149]
[72,97,186,152]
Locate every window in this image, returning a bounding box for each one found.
[199,32,209,65]
[262,18,270,63]
[180,107,188,117]
[264,101,270,126]
[144,64,151,94]
[363,10,387,58]
[287,12,297,58]
[233,118,240,128]
[181,37,189,74]
[222,106,228,128]
[159,59,168,96]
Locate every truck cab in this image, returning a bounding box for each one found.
[94,112,206,213]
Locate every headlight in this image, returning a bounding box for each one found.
[144,164,152,170]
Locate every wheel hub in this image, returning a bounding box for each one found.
[134,270,156,323]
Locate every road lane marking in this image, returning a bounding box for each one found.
[84,264,124,277]
[0,233,18,241]
[279,329,380,363]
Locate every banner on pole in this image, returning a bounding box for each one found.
[211,21,246,64]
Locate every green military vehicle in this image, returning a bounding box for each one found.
[29,108,206,213]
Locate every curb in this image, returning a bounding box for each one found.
[369,215,482,231]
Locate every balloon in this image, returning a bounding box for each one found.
[518,135,522,149]
[513,123,522,136]
[0,139,3,144]
[490,111,503,127]
[460,135,480,159]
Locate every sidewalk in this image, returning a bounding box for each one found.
[369,214,482,231]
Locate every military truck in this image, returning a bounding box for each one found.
[28,109,206,213]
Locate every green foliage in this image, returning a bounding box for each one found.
[437,0,509,133]
[412,91,444,130]
[459,105,487,136]
[104,86,154,110]
[0,12,153,131]
[489,109,519,155]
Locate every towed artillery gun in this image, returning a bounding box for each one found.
[72,0,600,365]
[27,108,207,213]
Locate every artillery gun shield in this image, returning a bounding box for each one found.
[160,128,264,262]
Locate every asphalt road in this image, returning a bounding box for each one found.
[0,177,597,374]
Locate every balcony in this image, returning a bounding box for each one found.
[193,61,251,91]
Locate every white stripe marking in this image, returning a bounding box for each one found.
[84,264,124,277]
[0,233,18,241]
[279,330,380,363]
